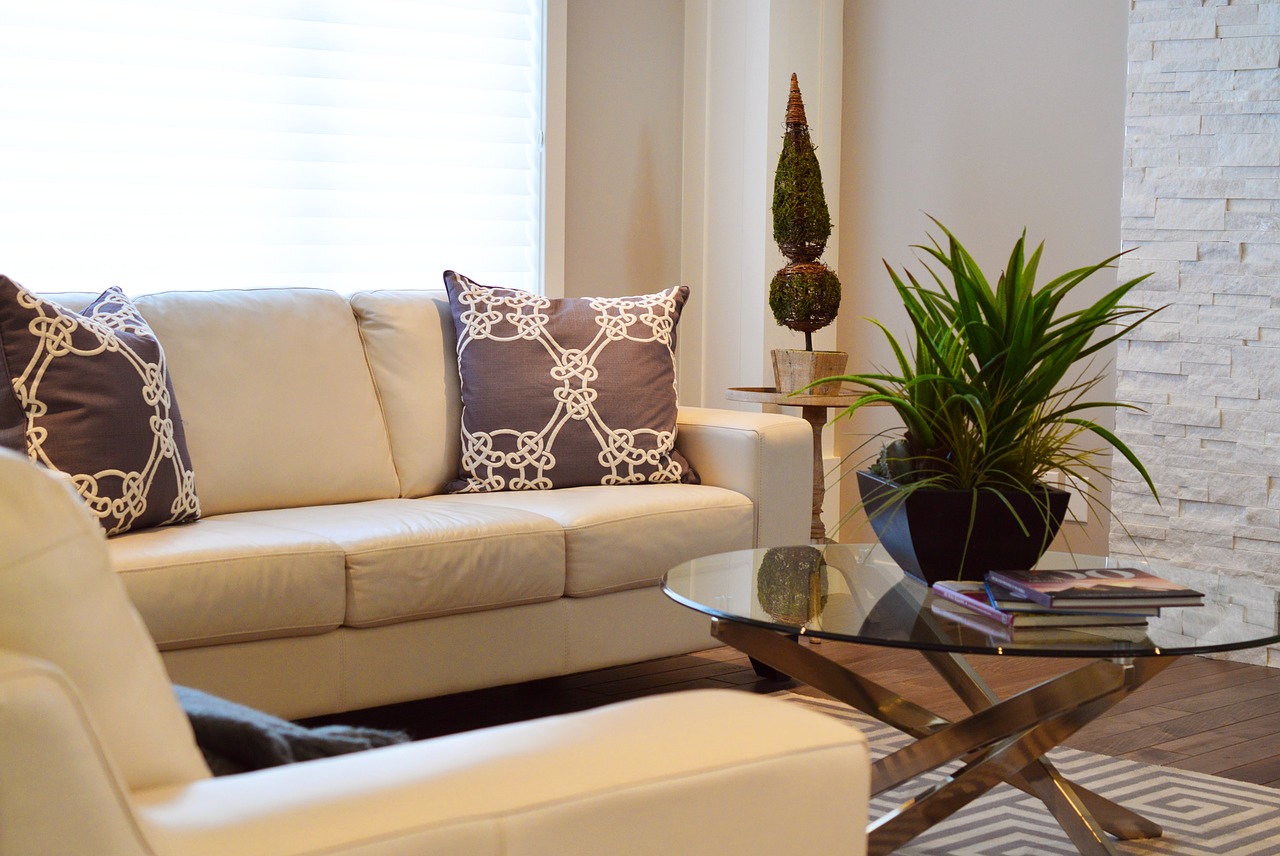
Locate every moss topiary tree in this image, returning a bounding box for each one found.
[769,74,840,351]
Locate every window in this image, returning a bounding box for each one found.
[0,0,546,295]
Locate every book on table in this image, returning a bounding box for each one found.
[928,597,1152,644]
[984,580,1162,616]
[984,567,1204,610]
[930,580,1150,628]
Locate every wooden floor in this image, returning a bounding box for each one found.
[307,641,1280,788]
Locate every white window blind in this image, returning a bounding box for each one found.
[0,0,544,295]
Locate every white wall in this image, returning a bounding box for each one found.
[835,0,1129,549]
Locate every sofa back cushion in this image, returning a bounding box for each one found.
[351,290,461,497]
[134,289,399,515]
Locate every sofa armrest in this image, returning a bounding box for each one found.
[676,406,812,547]
[136,690,869,856]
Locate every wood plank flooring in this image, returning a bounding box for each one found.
[305,641,1280,788]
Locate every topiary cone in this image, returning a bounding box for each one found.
[772,73,831,265]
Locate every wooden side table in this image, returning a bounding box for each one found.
[726,386,866,543]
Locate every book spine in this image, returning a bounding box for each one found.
[931,584,1014,626]
[983,571,1055,607]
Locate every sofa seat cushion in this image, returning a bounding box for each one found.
[452,484,753,596]
[217,499,567,628]
[107,517,348,651]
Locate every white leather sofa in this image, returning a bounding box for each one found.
[44,287,812,719]
[0,446,872,856]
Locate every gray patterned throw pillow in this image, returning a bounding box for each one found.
[0,276,200,535]
[444,271,697,492]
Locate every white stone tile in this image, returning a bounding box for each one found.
[1228,198,1280,213]
[1218,25,1279,38]
[1218,36,1280,71]
[1127,241,1200,260]
[1204,113,1280,134]
[1155,198,1229,230]
[1123,194,1161,218]
[1216,5,1261,27]
[1226,211,1280,232]
[1192,242,1242,264]
[1242,243,1280,263]
[1132,17,1217,42]
[1217,134,1280,166]
[1127,113,1203,135]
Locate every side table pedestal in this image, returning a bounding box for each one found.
[725,386,864,542]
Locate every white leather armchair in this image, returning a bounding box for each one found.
[0,448,871,856]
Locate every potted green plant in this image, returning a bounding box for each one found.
[829,219,1161,582]
[769,73,844,394]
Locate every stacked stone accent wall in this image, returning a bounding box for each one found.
[1112,0,1280,665]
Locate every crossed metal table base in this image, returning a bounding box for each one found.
[713,619,1175,856]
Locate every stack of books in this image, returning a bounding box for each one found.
[930,566,1204,639]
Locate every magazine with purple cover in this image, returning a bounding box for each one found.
[984,567,1204,609]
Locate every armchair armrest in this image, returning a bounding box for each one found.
[136,690,869,856]
[0,652,158,856]
[676,406,812,547]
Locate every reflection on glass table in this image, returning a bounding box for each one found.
[665,543,1268,658]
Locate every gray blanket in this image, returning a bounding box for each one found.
[175,685,410,776]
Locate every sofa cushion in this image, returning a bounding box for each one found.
[453,483,754,596]
[349,290,460,498]
[133,289,400,516]
[443,271,697,493]
[216,499,567,628]
[106,517,348,650]
[0,277,200,535]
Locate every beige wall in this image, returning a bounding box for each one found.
[563,0,686,300]
[563,0,1128,548]
[834,0,1128,549]
[679,0,843,409]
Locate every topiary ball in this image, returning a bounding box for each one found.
[768,261,842,334]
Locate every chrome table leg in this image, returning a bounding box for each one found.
[711,619,1170,855]
[920,649,1170,842]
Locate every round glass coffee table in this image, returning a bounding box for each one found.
[662,543,1280,856]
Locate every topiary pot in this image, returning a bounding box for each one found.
[857,470,1070,584]
[770,348,847,395]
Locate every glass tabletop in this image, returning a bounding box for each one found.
[662,544,1280,658]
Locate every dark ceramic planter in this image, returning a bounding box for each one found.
[857,470,1071,584]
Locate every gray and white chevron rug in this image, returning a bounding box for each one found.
[777,692,1280,855]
